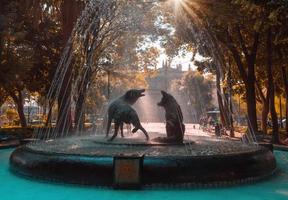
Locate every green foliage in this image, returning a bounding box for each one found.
[5,108,19,125]
[0,0,66,127]
[0,0,61,93]
[170,0,288,135]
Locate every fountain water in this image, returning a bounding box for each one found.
[9,0,276,189]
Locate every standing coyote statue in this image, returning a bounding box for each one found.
[154,91,185,143]
[105,89,149,141]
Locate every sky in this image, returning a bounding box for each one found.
[141,32,198,71]
[151,0,201,71]
[156,50,200,71]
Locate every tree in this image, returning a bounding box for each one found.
[172,71,213,120]
[0,1,36,127]
[0,0,66,128]
[170,0,288,139]
[266,27,279,143]
[45,0,159,133]
[5,108,18,126]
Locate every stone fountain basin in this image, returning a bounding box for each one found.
[9,135,276,188]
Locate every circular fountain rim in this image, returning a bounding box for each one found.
[20,144,268,159]
[9,143,276,188]
[93,140,191,147]
[22,135,266,158]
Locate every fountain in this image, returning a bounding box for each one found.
[9,89,276,188]
[9,127,276,189]
[9,0,276,190]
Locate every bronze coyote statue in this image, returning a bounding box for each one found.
[105,89,149,141]
[154,91,185,143]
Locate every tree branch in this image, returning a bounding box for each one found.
[224,28,248,84]
[236,25,249,63]
[250,31,260,65]
[255,80,267,103]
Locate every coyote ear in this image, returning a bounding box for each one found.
[161,90,168,97]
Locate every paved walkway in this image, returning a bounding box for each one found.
[136,122,209,137]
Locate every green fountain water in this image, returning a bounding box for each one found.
[1,149,288,200]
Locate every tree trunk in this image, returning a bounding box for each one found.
[0,33,3,67]
[246,34,259,133]
[286,94,288,136]
[267,27,279,144]
[75,93,85,132]
[43,100,47,118]
[56,71,72,134]
[55,0,84,134]
[261,100,269,134]
[256,81,270,134]
[60,0,84,40]
[75,76,87,132]
[279,95,283,128]
[227,66,234,137]
[17,99,27,128]
[74,69,94,132]
[10,90,27,128]
[245,79,258,133]
[281,65,288,136]
[55,35,73,134]
[45,100,53,127]
[216,70,229,127]
[226,28,260,133]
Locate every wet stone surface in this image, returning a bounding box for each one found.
[26,133,262,157]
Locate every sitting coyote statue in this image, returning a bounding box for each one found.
[105,89,149,141]
[153,91,185,143]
